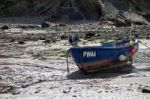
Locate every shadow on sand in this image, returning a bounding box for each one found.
[67,65,138,80]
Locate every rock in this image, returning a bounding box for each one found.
[63,90,67,93]
[39,37,46,40]
[58,23,66,27]
[41,21,56,28]
[69,87,72,90]
[51,39,57,43]
[12,90,20,95]
[60,34,68,40]
[45,0,102,22]
[43,40,50,44]
[0,0,102,23]
[142,87,150,93]
[10,39,15,42]
[18,41,25,44]
[72,95,77,97]
[0,84,14,94]
[115,11,131,26]
[103,0,150,26]
[85,32,95,39]
[1,25,9,30]
[74,90,77,93]
[1,67,11,70]
[146,35,150,39]
[0,76,2,80]
[63,90,70,94]
[41,21,50,28]
[35,90,41,94]
[127,89,133,91]
[0,0,150,24]
[18,25,40,29]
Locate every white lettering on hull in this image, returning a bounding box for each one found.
[83,51,96,58]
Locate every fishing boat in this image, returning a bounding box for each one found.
[67,35,139,73]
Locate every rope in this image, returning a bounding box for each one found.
[66,51,70,74]
[137,51,150,58]
[138,41,150,57]
[139,41,150,49]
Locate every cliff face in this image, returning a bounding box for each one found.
[34,0,102,22]
[0,0,150,23]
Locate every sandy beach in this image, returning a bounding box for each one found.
[0,26,150,99]
[1,0,150,98]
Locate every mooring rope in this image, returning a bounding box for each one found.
[137,51,150,57]
[139,41,150,49]
[138,41,150,57]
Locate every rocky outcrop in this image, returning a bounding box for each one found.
[46,0,102,22]
[0,0,150,24]
[102,0,150,26]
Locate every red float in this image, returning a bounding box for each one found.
[130,48,136,56]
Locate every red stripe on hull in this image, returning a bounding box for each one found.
[76,59,128,72]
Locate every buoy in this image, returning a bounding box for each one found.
[130,48,136,55]
[119,55,127,61]
[129,40,135,46]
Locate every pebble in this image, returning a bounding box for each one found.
[35,89,41,94]
[18,41,25,44]
[72,95,77,97]
[63,90,70,94]
[12,90,20,95]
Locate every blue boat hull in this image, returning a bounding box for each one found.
[69,43,138,72]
